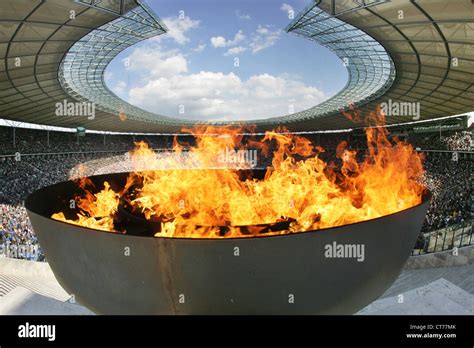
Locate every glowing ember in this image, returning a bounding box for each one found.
[52,107,426,238]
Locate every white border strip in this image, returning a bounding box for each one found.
[1,112,472,136]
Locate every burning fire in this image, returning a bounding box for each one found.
[52,107,426,238]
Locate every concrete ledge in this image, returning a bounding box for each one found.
[405,245,474,270]
[0,257,56,279]
[0,287,93,315]
[358,278,474,315]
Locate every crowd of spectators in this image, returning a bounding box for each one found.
[421,154,473,232]
[0,126,173,155]
[407,131,473,151]
[0,204,44,261]
[0,126,472,262]
[0,152,114,262]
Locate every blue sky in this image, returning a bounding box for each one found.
[105,0,347,121]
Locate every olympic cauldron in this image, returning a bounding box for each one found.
[25,170,430,314]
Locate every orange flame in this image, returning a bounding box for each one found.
[52,107,425,238]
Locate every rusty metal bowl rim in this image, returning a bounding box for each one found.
[25,172,431,241]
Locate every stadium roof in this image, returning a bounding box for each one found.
[277,0,474,131]
[0,0,473,133]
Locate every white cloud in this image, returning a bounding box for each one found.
[280,3,294,15]
[156,16,200,45]
[104,71,113,81]
[113,81,127,95]
[193,43,206,52]
[249,25,281,53]
[120,34,326,121]
[210,36,227,48]
[224,46,247,56]
[210,30,246,48]
[236,10,251,20]
[128,69,327,121]
[125,46,187,78]
[229,30,245,46]
[211,26,280,55]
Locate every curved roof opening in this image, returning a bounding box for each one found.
[61,0,395,124]
[101,1,350,122]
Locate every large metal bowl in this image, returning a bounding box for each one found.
[25,171,430,314]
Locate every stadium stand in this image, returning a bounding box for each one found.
[0,126,472,262]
